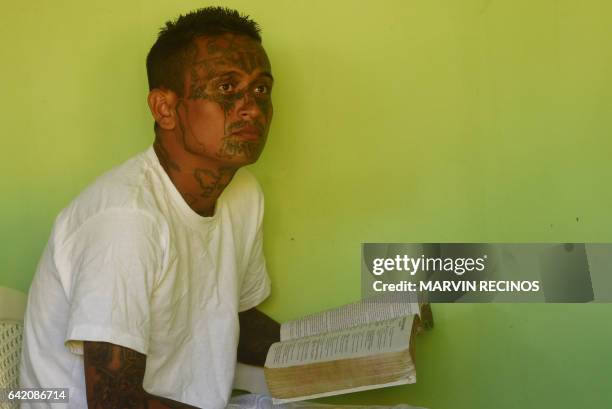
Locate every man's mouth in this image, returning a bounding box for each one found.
[230,123,264,140]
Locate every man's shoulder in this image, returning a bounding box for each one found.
[55,148,163,236]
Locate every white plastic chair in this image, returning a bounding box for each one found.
[0,287,27,409]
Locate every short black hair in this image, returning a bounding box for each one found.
[146,7,262,96]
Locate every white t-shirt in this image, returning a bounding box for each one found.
[19,147,271,409]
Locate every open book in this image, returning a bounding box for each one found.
[263,296,433,404]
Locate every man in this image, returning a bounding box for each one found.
[20,7,279,409]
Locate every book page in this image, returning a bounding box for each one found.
[280,294,419,341]
[271,378,417,405]
[266,316,413,369]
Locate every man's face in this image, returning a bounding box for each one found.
[176,33,273,166]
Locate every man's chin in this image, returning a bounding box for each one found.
[234,151,263,166]
[216,136,265,165]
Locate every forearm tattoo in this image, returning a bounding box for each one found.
[83,342,196,409]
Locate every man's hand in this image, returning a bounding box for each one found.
[83,341,198,409]
[237,308,280,366]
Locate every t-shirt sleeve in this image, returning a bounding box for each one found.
[239,224,271,312]
[61,209,164,355]
[238,182,271,312]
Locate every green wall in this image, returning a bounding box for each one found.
[2,0,611,407]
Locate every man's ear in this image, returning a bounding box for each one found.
[147,88,179,130]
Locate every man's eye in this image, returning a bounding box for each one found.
[254,85,270,95]
[217,83,234,93]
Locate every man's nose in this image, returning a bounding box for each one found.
[237,91,262,120]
